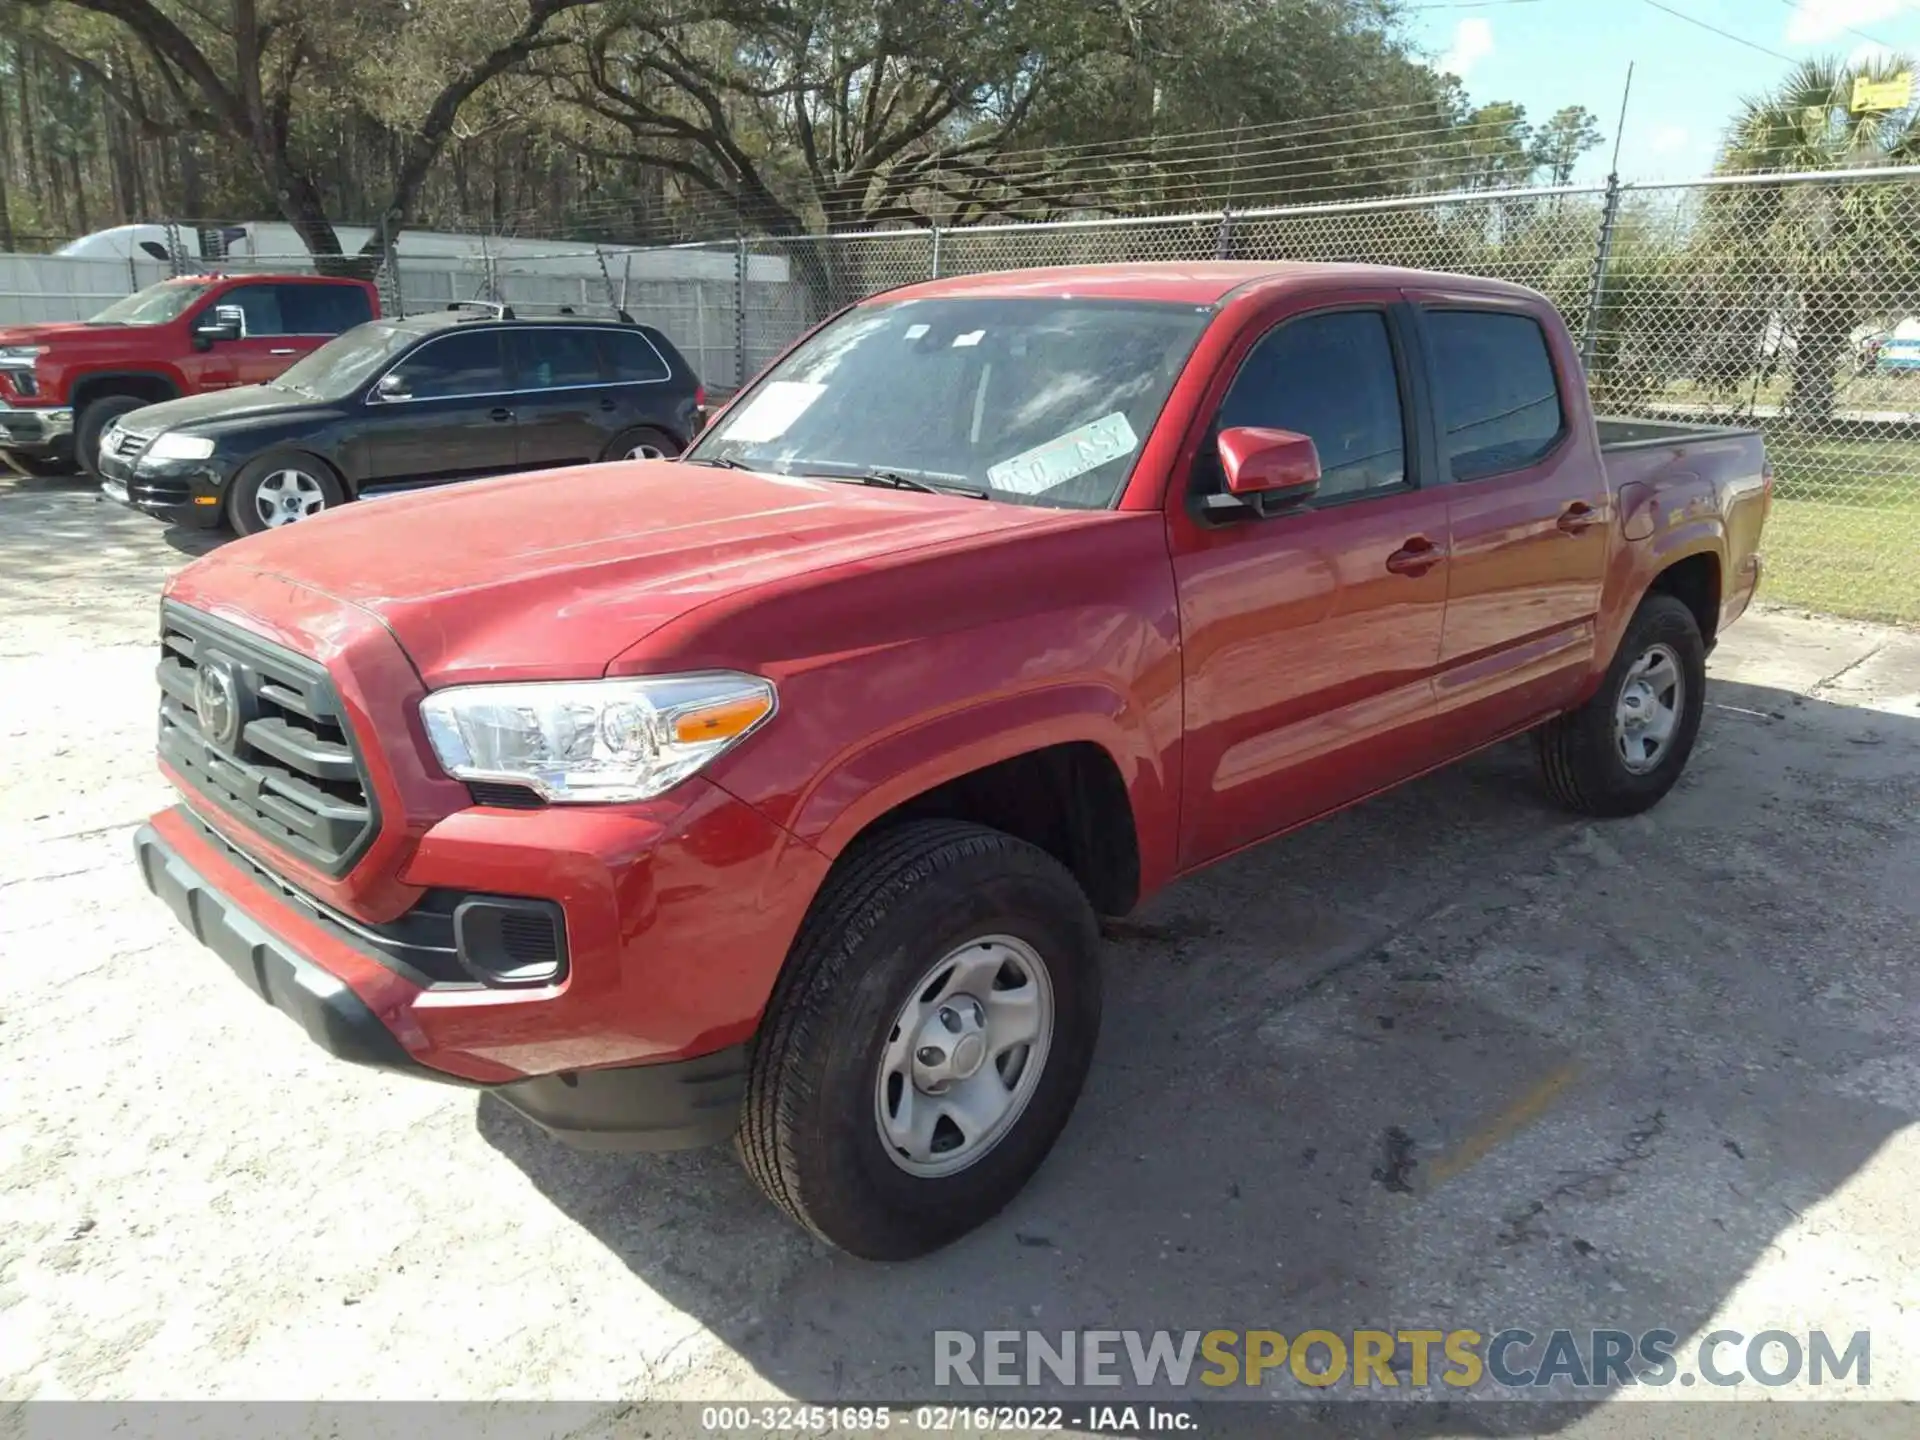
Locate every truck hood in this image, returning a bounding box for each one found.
[0,320,136,348]
[170,461,1096,686]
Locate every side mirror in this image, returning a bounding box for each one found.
[369,372,409,403]
[192,304,244,349]
[1208,426,1322,517]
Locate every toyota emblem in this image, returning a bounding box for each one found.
[194,660,242,750]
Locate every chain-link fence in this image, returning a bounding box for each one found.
[705,170,1920,625]
[6,168,1916,621]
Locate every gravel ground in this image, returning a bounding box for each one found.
[2,472,1918,1433]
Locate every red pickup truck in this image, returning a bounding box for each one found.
[0,273,378,475]
[133,262,1769,1259]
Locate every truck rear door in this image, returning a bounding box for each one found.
[1405,291,1611,740]
[1168,294,1453,870]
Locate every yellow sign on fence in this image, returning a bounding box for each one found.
[1851,72,1913,112]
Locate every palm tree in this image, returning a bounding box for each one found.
[1706,55,1920,423]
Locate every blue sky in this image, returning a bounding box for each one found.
[1401,0,1920,182]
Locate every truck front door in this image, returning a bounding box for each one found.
[1168,297,1453,870]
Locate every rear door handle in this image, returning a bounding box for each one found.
[488,406,514,423]
[1386,537,1446,577]
[598,396,618,411]
[269,347,297,356]
[1558,501,1599,534]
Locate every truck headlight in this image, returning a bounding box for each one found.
[419,672,776,803]
[145,432,216,462]
[0,344,44,365]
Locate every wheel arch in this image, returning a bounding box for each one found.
[70,369,182,411]
[804,727,1149,919]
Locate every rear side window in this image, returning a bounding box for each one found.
[281,284,373,335]
[511,329,605,389]
[1215,309,1407,500]
[385,331,507,399]
[1426,311,1564,480]
[601,329,671,383]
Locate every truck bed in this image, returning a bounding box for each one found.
[1595,415,1762,451]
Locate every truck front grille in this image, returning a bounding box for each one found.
[155,602,376,875]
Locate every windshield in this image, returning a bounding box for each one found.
[688,297,1212,509]
[267,322,408,400]
[88,280,215,326]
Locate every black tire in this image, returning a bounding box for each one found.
[599,425,680,463]
[75,395,151,477]
[739,820,1102,1260]
[1536,592,1707,817]
[227,451,346,536]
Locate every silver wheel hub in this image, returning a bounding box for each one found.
[1614,642,1683,774]
[626,443,666,461]
[875,935,1055,1179]
[255,469,326,528]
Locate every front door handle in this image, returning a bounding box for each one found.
[599,396,618,411]
[1557,501,1599,534]
[488,406,514,423]
[269,347,297,356]
[1386,537,1446,577]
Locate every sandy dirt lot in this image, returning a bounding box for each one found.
[2,471,1917,1433]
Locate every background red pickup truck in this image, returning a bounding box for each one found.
[0,272,378,475]
[132,261,1769,1259]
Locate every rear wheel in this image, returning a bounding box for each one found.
[228,452,346,536]
[738,820,1102,1259]
[1536,592,1707,817]
[600,425,679,463]
[75,395,150,477]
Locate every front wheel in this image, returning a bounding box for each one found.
[75,395,150,477]
[228,452,346,536]
[738,820,1102,1259]
[600,425,680,463]
[1536,592,1707,817]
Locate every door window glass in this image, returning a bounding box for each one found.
[384,331,508,400]
[1215,310,1407,500]
[512,329,606,389]
[1427,310,1565,480]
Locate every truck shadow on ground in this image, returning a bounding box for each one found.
[478,675,1919,1427]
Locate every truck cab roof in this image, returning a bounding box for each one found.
[890,260,1547,308]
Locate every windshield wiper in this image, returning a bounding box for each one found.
[683,456,746,469]
[849,470,990,499]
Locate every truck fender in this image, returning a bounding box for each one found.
[790,680,1175,892]
[1589,519,1725,699]
[69,366,186,408]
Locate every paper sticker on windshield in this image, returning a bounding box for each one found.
[724,380,825,442]
[951,330,985,347]
[903,323,930,340]
[988,413,1139,496]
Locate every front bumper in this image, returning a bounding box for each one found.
[0,403,74,459]
[134,812,754,1150]
[98,448,229,528]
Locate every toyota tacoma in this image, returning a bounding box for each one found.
[133,262,1770,1259]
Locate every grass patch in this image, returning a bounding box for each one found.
[1762,495,1920,624]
